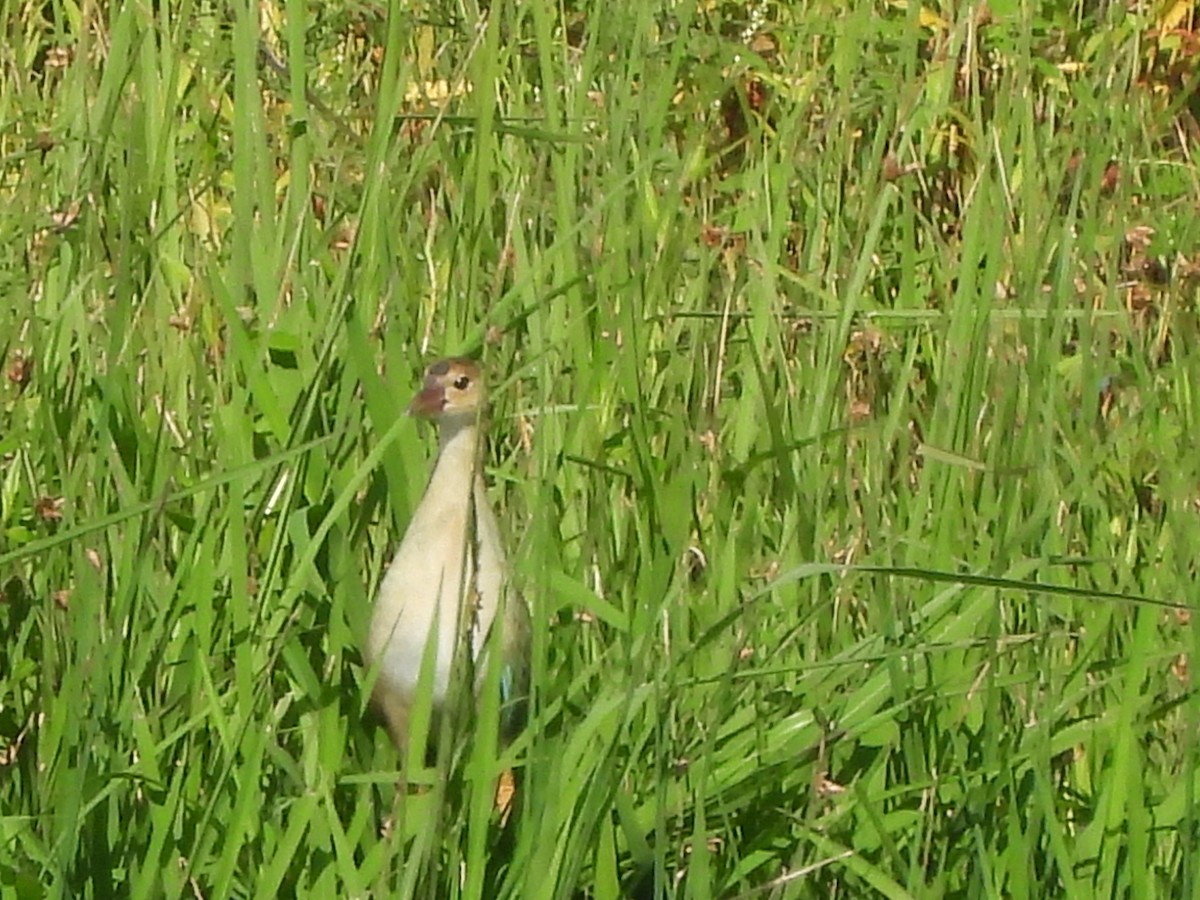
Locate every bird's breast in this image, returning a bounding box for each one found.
[367,479,508,707]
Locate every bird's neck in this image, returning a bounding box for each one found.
[429,418,485,502]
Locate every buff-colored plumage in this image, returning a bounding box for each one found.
[367,358,529,753]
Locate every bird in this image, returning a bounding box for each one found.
[366,357,530,757]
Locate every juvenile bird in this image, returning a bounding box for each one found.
[367,357,530,755]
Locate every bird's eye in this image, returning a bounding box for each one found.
[453,375,471,390]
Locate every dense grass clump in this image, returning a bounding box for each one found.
[3,1,1200,896]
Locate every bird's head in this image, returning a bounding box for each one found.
[407,357,486,425]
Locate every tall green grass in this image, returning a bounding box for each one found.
[3,0,1199,896]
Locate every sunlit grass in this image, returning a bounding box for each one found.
[3,1,1200,897]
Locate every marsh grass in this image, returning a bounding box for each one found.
[3,0,1200,897]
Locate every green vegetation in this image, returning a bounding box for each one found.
[3,0,1200,896]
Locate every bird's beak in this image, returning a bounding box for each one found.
[407,383,445,418]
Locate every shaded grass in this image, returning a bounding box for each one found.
[3,0,1200,897]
